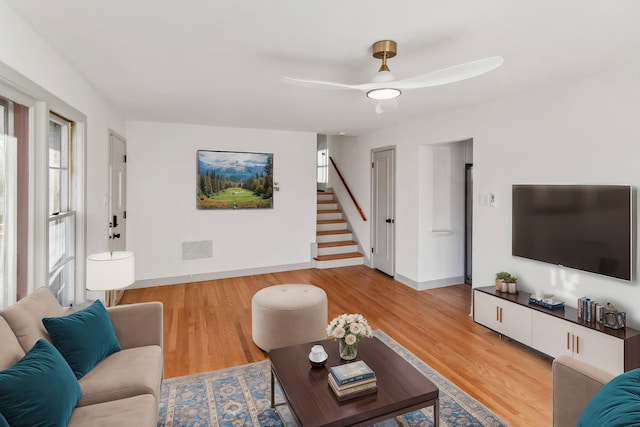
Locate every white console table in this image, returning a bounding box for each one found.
[473,286,640,376]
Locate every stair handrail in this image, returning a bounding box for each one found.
[329,156,367,221]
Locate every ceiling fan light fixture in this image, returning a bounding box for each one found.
[366,88,401,100]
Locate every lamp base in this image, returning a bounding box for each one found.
[105,289,125,307]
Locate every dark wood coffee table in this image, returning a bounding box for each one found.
[269,336,439,427]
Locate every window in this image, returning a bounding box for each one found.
[0,66,86,309]
[317,134,328,189]
[48,113,75,306]
[0,95,27,308]
[0,97,16,308]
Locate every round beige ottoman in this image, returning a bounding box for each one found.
[252,284,328,352]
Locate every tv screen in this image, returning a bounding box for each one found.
[512,185,633,281]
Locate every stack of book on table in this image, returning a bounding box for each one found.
[328,360,377,401]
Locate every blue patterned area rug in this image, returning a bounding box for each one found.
[157,330,506,426]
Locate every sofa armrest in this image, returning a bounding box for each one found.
[552,355,614,427]
[107,302,163,350]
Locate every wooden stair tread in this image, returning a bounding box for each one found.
[317,191,333,195]
[318,240,358,248]
[317,200,337,204]
[317,219,347,225]
[313,252,364,261]
[317,209,341,214]
[317,230,352,236]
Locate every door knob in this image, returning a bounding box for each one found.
[385,219,395,223]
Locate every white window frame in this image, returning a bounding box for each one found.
[0,63,87,307]
[48,113,75,306]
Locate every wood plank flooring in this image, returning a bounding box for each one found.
[120,265,552,426]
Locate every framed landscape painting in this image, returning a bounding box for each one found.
[197,150,273,209]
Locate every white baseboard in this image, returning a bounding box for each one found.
[395,274,465,291]
[128,262,312,290]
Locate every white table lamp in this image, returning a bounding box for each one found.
[86,251,135,306]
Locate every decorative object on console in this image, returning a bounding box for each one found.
[576,297,623,325]
[529,296,565,310]
[603,303,626,330]
[327,313,372,361]
[504,275,518,294]
[495,271,511,291]
[86,251,135,307]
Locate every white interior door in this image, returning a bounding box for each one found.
[109,132,126,252]
[371,148,395,276]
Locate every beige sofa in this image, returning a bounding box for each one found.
[0,287,163,426]
[552,355,615,427]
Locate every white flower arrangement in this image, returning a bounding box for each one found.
[326,313,373,345]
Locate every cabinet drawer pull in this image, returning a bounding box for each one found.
[576,336,580,354]
[496,306,499,321]
[567,332,570,350]
[499,307,503,323]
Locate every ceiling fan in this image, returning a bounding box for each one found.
[282,40,503,112]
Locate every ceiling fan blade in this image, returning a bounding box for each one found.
[281,76,362,91]
[392,56,504,89]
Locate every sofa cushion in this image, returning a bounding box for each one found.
[0,286,65,352]
[578,368,640,426]
[77,345,163,407]
[68,394,157,427]
[0,317,25,370]
[43,299,121,379]
[0,339,82,427]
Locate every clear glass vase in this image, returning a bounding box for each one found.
[339,339,358,360]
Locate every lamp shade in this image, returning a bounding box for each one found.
[86,251,135,291]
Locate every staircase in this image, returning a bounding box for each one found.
[314,191,364,269]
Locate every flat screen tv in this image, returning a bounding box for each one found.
[512,185,633,281]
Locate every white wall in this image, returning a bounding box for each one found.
[333,60,640,327]
[0,0,124,294]
[125,121,317,286]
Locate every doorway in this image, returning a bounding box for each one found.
[464,164,473,285]
[371,148,395,276]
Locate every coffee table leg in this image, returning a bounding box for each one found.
[434,398,440,427]
[271,370,275,408]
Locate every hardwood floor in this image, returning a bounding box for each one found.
[120,265,552,426]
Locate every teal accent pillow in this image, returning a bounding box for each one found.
[0,412,8,427]
[578,368,640,426]
[43,299,121,379]
[0,339,82,427]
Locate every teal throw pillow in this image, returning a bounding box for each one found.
[0,339,82,427]
[43,299,121,379]
[577,368,640,426]
[0,412,8,427]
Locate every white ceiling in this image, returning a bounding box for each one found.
[6,0,640,136]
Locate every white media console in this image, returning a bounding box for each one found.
[473,286,640,376]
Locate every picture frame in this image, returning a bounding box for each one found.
[196,150,274,209]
